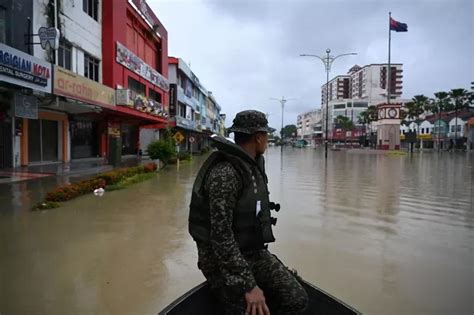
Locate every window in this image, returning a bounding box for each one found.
[83,0,99,21]
[84,53,100,82]
[128,77,146,97]
[421,128,425,134]
[0,6,6,44]
[149,89,162,104]
[58,42,72,70]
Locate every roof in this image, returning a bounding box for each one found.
[425,109,473,123]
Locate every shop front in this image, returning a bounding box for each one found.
[0,43,53,167]
[53,65,116,160]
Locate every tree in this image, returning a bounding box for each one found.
[449,88,470,141]
[432,91,450,114]
[335,115,355,146]
[413,94,431,113]
[280,124,297,139]
[147,129,176,167]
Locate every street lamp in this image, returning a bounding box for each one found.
[300,49,357,159]
[270,97,296,142]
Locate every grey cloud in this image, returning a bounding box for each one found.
[153,0,473,129]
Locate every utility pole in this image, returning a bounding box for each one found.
[300,49,357,159]
[270,97,295,143]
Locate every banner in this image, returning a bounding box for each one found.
[116,41,169,92]
[53,66,115,107]
[0,43,52,93]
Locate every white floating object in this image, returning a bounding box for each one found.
[93,188,105,197]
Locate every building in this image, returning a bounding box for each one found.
[0,0,54,168]
[321,75,351,104]
[296,109,322,146]
[350,64,403,102]
[320,63,404,143]
[168,57,223,153]
[102,0,170,156]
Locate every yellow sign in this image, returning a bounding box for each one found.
[173,131,185,143]
[53,65,115,108]
[417,134,433,140]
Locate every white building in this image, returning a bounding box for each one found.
[34,0,102,81]
[297,109,323,145]
[350,63,403,103]
[321,75,351,105]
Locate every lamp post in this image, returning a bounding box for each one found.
[300,49,357,159]
[270,97,295,143]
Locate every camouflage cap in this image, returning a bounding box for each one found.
[227,110,276,134]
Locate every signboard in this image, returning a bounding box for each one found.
[173,131,185,143]
[116,89,133,106]
[0,43,52,93]
[116,42,169,92]
[38,27,60,50]
[169,84,177,115]
[189,136,195,143]
[185,105,192,121]
[14,94,38,119]
[54,66,115,107]
[130,0,162,32]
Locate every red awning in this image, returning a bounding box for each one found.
[103,105,168,125]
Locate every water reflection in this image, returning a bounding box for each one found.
[0,148,472,314]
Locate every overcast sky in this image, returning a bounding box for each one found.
[150,0,473,129]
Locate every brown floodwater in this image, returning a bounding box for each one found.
[1,148,473,315]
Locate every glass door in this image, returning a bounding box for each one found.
[41,120,58,162]
[28,119,59,163]
[28,119,41,163]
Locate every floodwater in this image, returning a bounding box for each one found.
[0,148,473,315]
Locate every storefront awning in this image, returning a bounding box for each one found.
[104,105,168,125]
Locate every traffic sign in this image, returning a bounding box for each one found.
[173,131,185,143]
[189,136,195,143]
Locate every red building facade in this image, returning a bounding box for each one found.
[102,0,169,155]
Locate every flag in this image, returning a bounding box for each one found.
[390,17,408,32]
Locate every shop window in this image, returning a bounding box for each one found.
[84,53,100,82]
[58,41,72,70]
[83,0,99,21]
[149,89,162,104]
[128,77,146,98]
[0,6,6,44]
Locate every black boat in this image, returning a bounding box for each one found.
[159,280,361,315]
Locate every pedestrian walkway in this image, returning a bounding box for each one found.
[0,156,143,212]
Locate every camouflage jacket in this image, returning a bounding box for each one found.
[196,161,257,295]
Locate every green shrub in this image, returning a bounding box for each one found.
[32,201,60,211]
[200,147,211,154]
[147,139,176,165]
[177,152,192,161]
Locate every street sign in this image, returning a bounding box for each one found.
[173,131,185,143]
[189,136,195,143]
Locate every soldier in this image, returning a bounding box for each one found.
[189,110,309,314]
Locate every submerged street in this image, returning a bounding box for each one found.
[0,148,473,315]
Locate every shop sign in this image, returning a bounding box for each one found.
[14,93,38,119]
[116,42,169,92]
[38,27,60,50]
[169,84,177,115]
[53,66,115,107]
[108,122,121,137]
[0,43,52,93]
[130,0,161,30]
[116,89,133,106]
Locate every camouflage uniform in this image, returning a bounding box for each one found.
[196,158,308,314]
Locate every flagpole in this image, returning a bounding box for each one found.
[387,11,391,105]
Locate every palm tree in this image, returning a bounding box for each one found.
[357,111,370,134]
[413,94,431,115]
[432,91,450,150]
[449,88,470,141]
[336,115,355,147]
